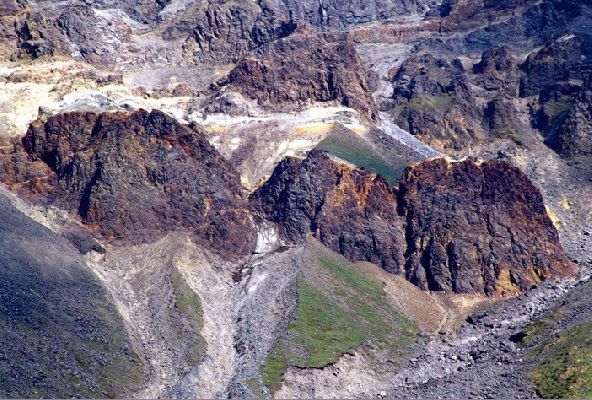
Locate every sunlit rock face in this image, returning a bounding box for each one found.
[226,29,376,118]
[0,109,257,259]
[252,152,577,296]
[399,158,577,296]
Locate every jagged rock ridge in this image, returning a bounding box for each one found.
[251,151,577,296]
[0,109,256,259]
[250,150,405,273]
[224,29,376,118]
[281,0,438,29]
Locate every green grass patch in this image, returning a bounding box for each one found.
[171,270,204,330]
[260,249,417,394]
[529,322,592,399]
[260,342,289,395]
[290,281,365,368]
[171,270,206,365]
[408,94,454,113]
[245,378,265,400]
[315,133,407,184]
[317,254,385,303]
[316,254,417,347]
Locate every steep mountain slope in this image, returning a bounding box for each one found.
[0,192,145,398]
[0,0,590,399]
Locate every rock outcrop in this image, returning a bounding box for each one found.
[473,46,520,96]
[280,0,437,29]
[250,151,405,273]
[225,30,376,118]
[385,53,485,150]
[0,110,256,259]
[163,0,296,63]
[547,77,592,159]
[523,34,592,160]
[520,34,592,98]
[399,158,576,296]
[252,152,577,296]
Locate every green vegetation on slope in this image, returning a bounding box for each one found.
[171,269,206,364]
[260,247,417,394]
[316,254,417,348]
[529,322,592,399]
[260,342,290,396]
[521,311,561,345]
[172,270,204,330]
[315,132,407,183]
[408,94,454,113]
[290,280,365,368]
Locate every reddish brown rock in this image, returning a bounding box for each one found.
[1,110,257,259]
[225,29,376,118]
[250,151,404,273]
[399,158,577,296]
[252,152,577,296]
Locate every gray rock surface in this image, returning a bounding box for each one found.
[0,193,145,398]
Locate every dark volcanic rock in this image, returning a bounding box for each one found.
[226,29,376,118]
[385,53,484,150]
[163,0,296,63]
[7,5,110,63]
[520,34,592,97]
[547,77,592,158]
[0,193,145,398]
[252,152,577,295]
[473,46,520,96]
[14,11,70,59]
[1,110,257,259]
[483,98,523,138]
[250,151,405,273]
[280,0,437,29]
[399,158,577,295]
[427,0,591,57]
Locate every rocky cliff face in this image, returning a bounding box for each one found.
[525,34,592,160]
[551,77,592,159]
[0,110,256,259]
[399,158,576,295]
[473,47,520,97]
[280,0,437,29]
[252,152,577,295]
[162,0,296,64]
[250,151,405,273]
[520,34,592,98]
[385,31,592,161]
[385,53,486,151]
[1,0,294,66]
[225,29,376,117]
